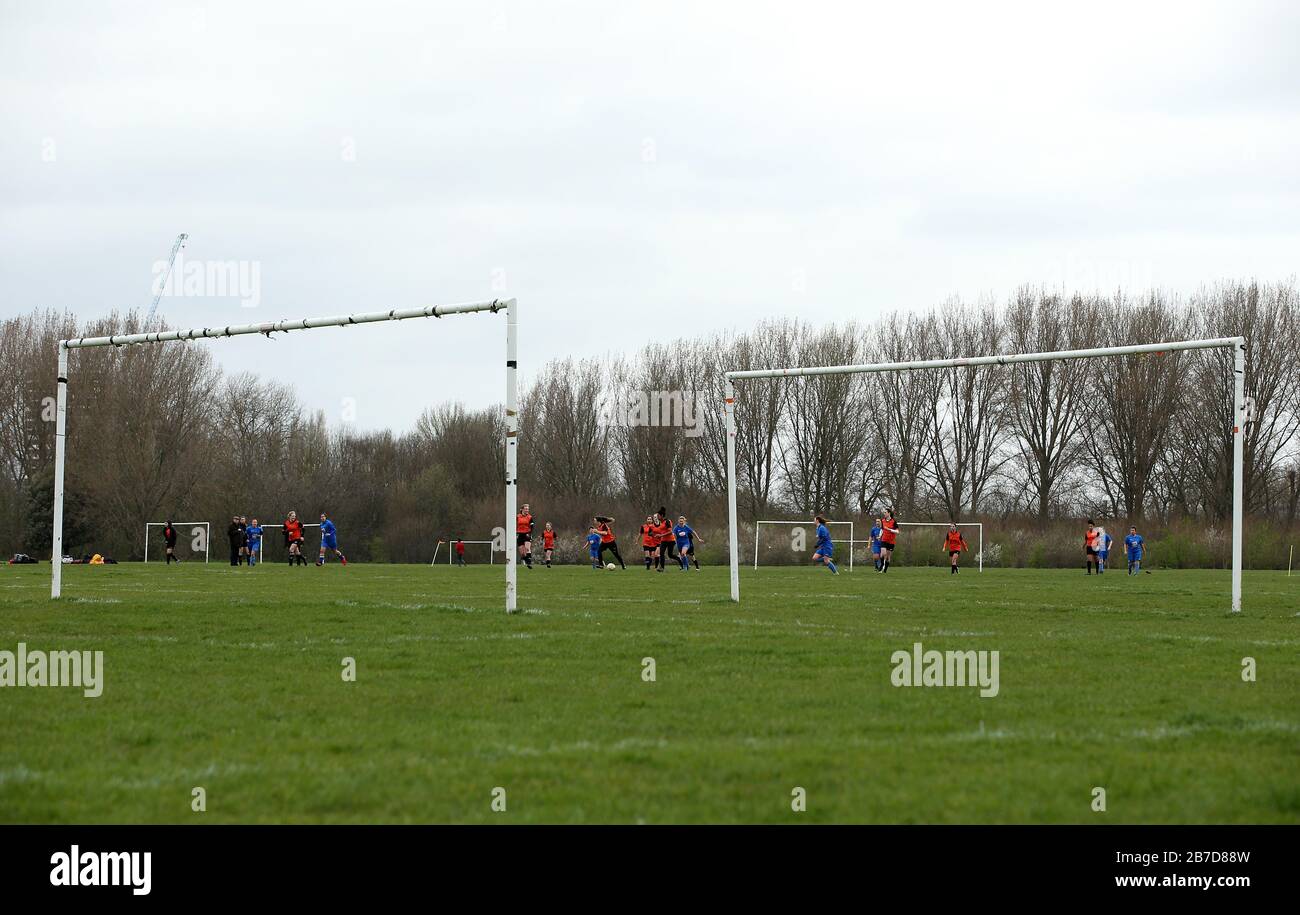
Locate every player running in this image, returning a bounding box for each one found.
[594,516,625,569]
[1124,525,1145,575]
[673,516,703,571]
[516,503,535,569]
[942,523,968,574]
[676,514,707,571]
[162,520,180,564]
[317,513,348,565]
[657,505,676,566]
[586,527,603,570]
[542,522,555,568]
[812,514,839,574]
[878,509,898,573]
[652,512,674,572]
[640,515,659,570]
[284,511,306,566]
[246,518,263,566]
[869,517,883,571]
[1084,520,1098,574]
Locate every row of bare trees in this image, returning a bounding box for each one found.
[2,280,1298,563]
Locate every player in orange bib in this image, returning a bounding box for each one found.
[541,522,555,569]
[594,516,625,569]
[516,503,534,570]
[1084,520,1098,575]
[878,509,899,573]
[942,523,968,575]
[640,515,659,570]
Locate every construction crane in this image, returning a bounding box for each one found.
[145,233,188,328]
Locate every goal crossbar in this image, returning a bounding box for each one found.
[723,337,1247,611]
[51,298,521,613]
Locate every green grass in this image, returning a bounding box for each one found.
[0,561,1297,823]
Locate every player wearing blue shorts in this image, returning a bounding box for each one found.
[1094,524,1112,574]
[672,516,704,571]
[1124,526,1145,575]
[587,527,603,570]
[317,513,348,566]
[246,518,263,567]
[869,518,883,571]
[812,514,838,574]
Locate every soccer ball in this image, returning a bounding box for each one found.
[605,562,617,571]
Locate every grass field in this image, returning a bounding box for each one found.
[1,560,1297,824]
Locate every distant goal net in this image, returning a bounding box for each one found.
[848,522,984,572]
[432,539,500,565]
[256,523,321,563]
[754,520,854,571]
[143,522,209,563]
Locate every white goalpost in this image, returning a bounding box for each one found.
[50,298,522,613]
[754,520,854,571]
[724,337,1248,611]
[143,522,210,563]
[431,539,499,565]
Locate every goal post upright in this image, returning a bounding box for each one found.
[50,342,68,600]
[1231,338,1245,614]
[724,336,1246,611]
[724,378,740,603]
[504,297,519,613]
[50,297,519,614]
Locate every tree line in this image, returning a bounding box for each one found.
[2,280,1297,566]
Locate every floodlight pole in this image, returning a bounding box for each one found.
[50,299,519,613]
[724,337,1247,612]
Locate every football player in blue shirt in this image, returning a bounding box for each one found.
[672,516,704,571]
[317,513,349,566]
[1124,526,1145,575]
[586,527,603,570]
[869,517,883,571]
[812,514,838,574]
[246,518,263,566]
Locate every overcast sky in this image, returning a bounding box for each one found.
[2,0,1297,431]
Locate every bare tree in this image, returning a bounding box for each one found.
[926,302,1013,519]
[1005,289,1099,521]
[1082,293,1191,520]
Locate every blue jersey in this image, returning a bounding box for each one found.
[870,525,882,553]
[586,532,602,554]
[321,519,336,537]
[1125,534,1144,556]
[673,524,694,547]
[246,525,263,547]
[815,523,833,555]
